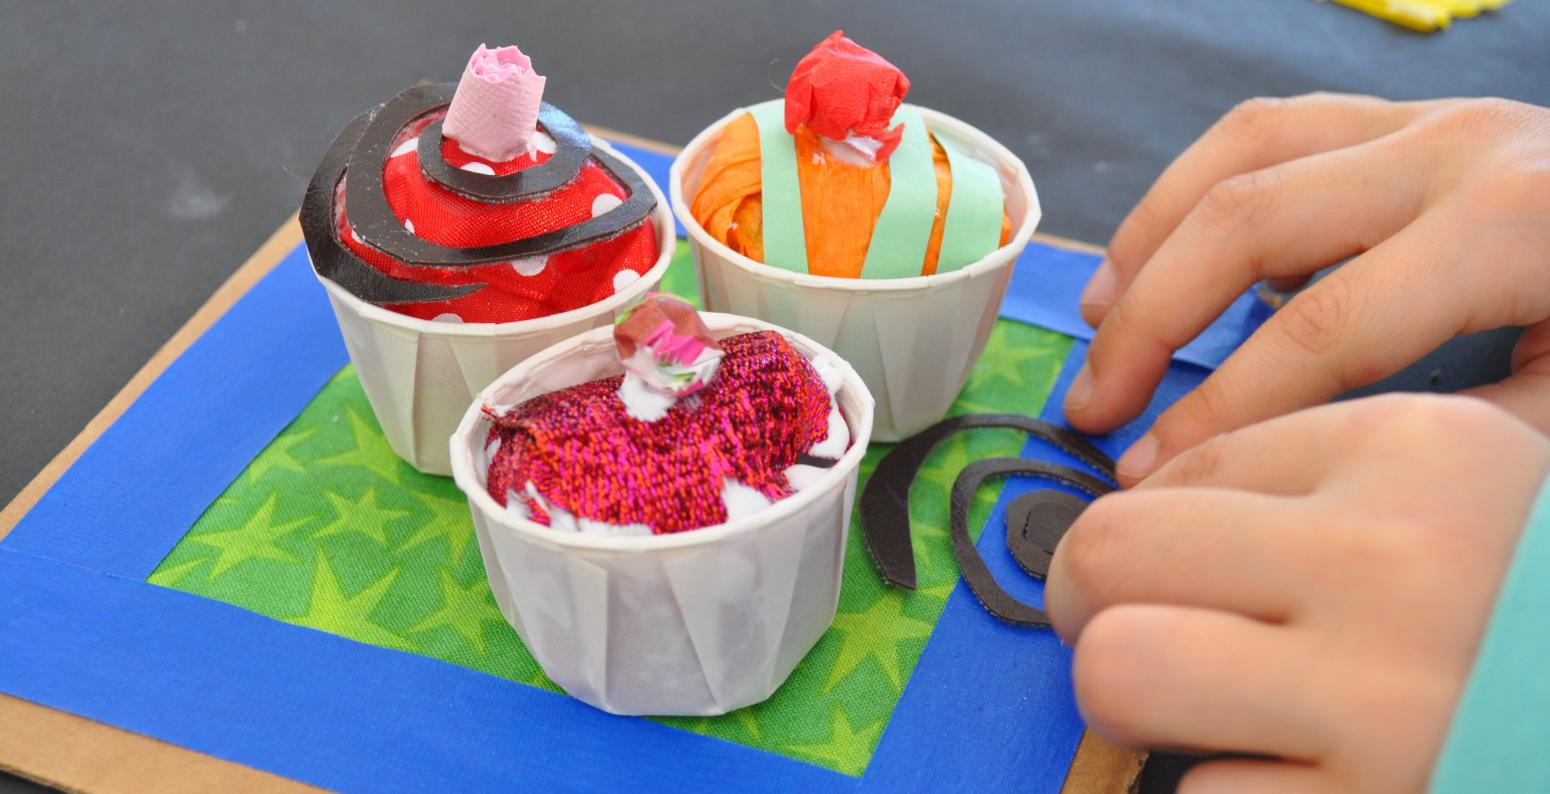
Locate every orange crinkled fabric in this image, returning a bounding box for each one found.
[690,112,1011,279]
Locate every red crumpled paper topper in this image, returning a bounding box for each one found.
[784,30,911,161]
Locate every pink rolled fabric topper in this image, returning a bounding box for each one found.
[442,44,548,162]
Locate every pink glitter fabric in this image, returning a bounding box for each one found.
[485,331,837,534]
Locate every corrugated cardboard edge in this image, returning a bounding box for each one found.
[0,694,320,794]
[1061,732,1146,793]
[0,214,325,794]
[0,137,1139,793]
[582,123,682,156]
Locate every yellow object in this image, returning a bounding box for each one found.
[1327,0,1512,31]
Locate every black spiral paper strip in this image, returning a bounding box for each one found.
[859,414,1118,627]
[300,82,656,305]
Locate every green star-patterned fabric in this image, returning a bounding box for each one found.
[148,242,1073,776]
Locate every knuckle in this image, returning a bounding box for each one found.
[1415,394,1519,442]
[1196,169,1281,230]
[1477,160,1550,216]
[1220,96,1291,143]
[1395,393,1472,430]
[1109,197,1166,268]
[1101,296,1166,352]
[1172,432,1228,485]
[1294,89,1348,105]
[1420,98,1542,145]
[1071,607,1162,743]
[1318,518,1415,584]
[1174,378,1237,438]
[1275,278,1357,359]
[1350,393,1506,445]
[1435,393,1513,429]
[1438,98,1531,131]
[1060,496,1134,592]
[1519,160,1550,197]
[1340,393,1411,429]
[1354,393,1436,434]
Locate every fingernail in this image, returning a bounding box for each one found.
[1079,259,1118,312]
[1117,433,1160,480]
[1064,364,1094,413]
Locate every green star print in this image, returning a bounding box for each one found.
[149,242,1072,776]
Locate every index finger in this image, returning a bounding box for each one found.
[1084,93,1445,326]
[1116,220,1480,484]
[1067,134,1423,438]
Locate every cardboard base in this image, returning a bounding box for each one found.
[0,216,317,794]
[0,133,1144,793]
[0,694,318,794]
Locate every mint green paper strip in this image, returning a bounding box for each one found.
[936,137,1005,273]
[749,99,807,273]
[860,110,936,280]
[1430,473,1550,793]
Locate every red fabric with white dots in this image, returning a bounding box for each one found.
[335,112,658,323]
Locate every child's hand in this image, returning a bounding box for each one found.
[1065,93,1550,486]
[1046,395,1550,793]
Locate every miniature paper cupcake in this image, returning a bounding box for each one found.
[449,295,874,715]
[302,44,674,475]
[670,31,1040,440]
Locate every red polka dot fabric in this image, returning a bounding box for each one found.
[335,111,658,324]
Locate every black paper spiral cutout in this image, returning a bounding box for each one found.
[301,108,470,304]
[858,414,1117,627]
[1004,489,1088,579]
[416,108,587,202]
[949,458,1116,627]
[300,82,657,306]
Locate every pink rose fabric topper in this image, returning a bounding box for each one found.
[443,44,548,162]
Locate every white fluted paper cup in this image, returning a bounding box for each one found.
[670,104,1040,442]
[448,313,874,716]
[312,138,675,476]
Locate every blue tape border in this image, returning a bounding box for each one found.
[0,546,852,793]
[863,343,1208,793]
[0,141,1225,792]
[0,242,852,792]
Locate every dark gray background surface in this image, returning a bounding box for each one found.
[6,0,1550,508]
[2,1,1547,792]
